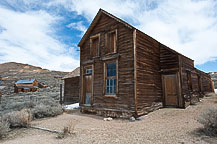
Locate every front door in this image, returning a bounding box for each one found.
[83,67,93,105]
[162,74,178,106]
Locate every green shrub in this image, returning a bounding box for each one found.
[8,101,35,111]
[198,107,217,137]
[0,118,10,138]
[31,103,62,119]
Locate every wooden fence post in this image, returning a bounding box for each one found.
[60,84,62,105]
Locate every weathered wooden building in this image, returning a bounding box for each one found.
[78,9,214,118]
[63,67,80,104]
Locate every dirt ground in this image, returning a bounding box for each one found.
[1,95,217,144]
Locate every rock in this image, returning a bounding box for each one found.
[136,117,144,121]
[129,117,136,122]
[103,117,113,121]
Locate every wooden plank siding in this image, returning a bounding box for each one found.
[201,72,214,93]
[79,9,215,118]
[64,77,80,104]
[160,45,179,71]
[159,45,183,108]
[80,13,135,117]
[135,30,162,116]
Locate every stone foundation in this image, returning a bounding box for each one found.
[80,106,135,118]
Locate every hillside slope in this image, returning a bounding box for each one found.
[0,62,69,95]
[209,72,217,89]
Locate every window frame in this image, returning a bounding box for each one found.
[90,33,100,57]
[186,70,193,91]
[105,29,117,54]
[104,60,118,98]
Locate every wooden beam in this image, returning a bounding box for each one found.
[133,29,137,115]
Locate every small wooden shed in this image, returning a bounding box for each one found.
[78,9,214,118]
[14,79,41,93]
[63,67,80,104]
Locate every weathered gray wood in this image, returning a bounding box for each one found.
[30,126,61,134]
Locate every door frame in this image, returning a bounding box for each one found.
[162,72,180,107]
[81,64,94,105]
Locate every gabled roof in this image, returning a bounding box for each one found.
[16,79,36,84]
[78,9,134,47]
[78,8,193,61]
[63,67,80,79]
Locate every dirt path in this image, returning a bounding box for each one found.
[1,95,217,144]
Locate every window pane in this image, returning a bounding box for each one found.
[107,79,109,86]
[106,86,109,94]
[105,62,117,95]
[107,64,110,77]
[86,68,92,74]
[107,62,116,77]
[110,86,113,94]
[114,79,116,93]
[110,79,113,87]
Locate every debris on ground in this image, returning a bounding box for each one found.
[103,117,113,121]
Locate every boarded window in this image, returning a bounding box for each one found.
[90,35,100,57]
[186,71,192,91]
[106,30,117,54]
[197,74,202,92]
[105,62,117,95]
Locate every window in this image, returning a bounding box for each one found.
[90,34,100,57]
[86,68,92,75]
[106,30,117,54]
[105,62,117,95]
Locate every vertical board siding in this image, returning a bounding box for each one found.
[80,13,135,111]
[201,73,214,93]
[180,56,200,106]
[64,77,80,104]
[135,31,162,115]
[80,10,215,117]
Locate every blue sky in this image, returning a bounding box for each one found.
[0,0,217,72]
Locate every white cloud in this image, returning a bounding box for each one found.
[49,0,217,66]
[66,21,87,37]
[1,0,217,72]
[0,6,79,72]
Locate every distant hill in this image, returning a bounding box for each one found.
[0,62,69,95]
[209,72,217,89]
[0,62,49,73]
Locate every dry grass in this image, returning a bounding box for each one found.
[0,119,10,139]
[31,103,63,119]
[57,119,76,139]
[3,109,32,128]
[197,107,217,137]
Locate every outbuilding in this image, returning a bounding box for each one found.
[14,79,46,93]
[63,67,80,104]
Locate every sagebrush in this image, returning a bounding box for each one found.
[198,107,217,136]
[3,109,32,128]
[57,120,76,139]
[31,100,63,119]
[0,118,10,138]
